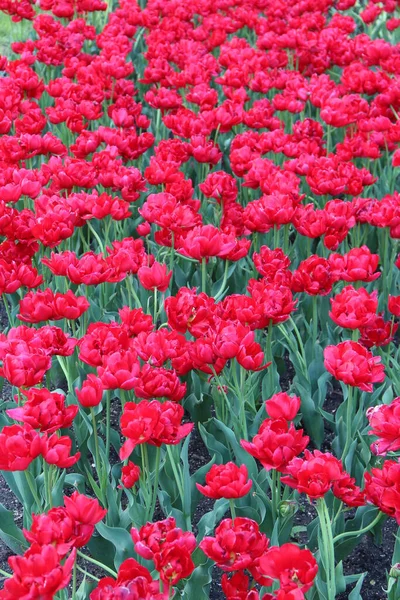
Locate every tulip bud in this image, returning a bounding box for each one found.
[279,500,298,519]
[389,564,400,579]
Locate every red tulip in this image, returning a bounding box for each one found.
[196,463,252,499]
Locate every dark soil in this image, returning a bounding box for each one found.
[0,302,396,599]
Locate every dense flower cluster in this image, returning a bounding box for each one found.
[0,0,399,597]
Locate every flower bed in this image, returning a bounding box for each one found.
[0,0,399,598]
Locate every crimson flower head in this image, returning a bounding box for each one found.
[241,418,309,473]
[388,295,400,317]
[221,571,259,600]
[253,246,291,280]
[23,507,76,557]
[197,462,252,499]
[323,341,385,392]
[0,350,52,388]
[7,387,77,433]
[90,558,166,600]
[365,460,400,524]
[41,433,80,469]
[328,246,380,283]
[281,450,364,505]
[176,225,237,261]
[0,424,42,471]
[119,306,154,337]
[18,288,90,323]
[119,461,141,489]
[63,492,107,547]
[137,261,172,292]
[131,517,196,586]
[367,398,400,455]
[131,517,183,560]
[199,518,269,571]
[258,544,318,593]
[329,286,378,330]
[132,364,186,402]
[359,314,398,349]
[291,256,334,296]
[248,280,297,325]
[120,400,193,459]
[1,544,76,600]
[265,393,301,421]
[75,374,104,408]
[97,349,140,390]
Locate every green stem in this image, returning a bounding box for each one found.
[316,497,336,600]
[326,124,332,155]
[0,567,12,578]
[153,288,158,323]
[333,511,383,544]
[25,470,42,510]
[312,295,318,349]
[90,408,102,483]
[214,260,229,301]
[43,460,52,509]
[266,320,275,394]
[127,276,142,308]
[76,564,100,581]
[342,386,354,462]
[283,224,290,255]
[201,257,207,294]
[271,469,280,518]
[166,445,184,501]
[77,550,117,578]
[229,499,236,520]
[210,366,235,425]
[170,232,175,271]
[72,558,77,599]
[87,222,105,254]
[105,393,111,461]
[239,367,248,441]
[2,295,13,328]
[148,446,161,521]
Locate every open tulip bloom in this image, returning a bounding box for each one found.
[0,1,400,599]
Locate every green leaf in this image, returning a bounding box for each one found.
[212,419,259,479]
[183,548,214,600]
[96,522,135,569]
[348,573,367,600]
[0,502,28,554]
[190,455,216,518]
[196,498,229,541]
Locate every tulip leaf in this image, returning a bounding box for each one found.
[348,573,367,599]
[183,548,214,600]
[0,502,28,554]
[96,522,135,569]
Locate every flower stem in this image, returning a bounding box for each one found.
[166,444,184,501]
[90,408,102,485]
[342,386,354,463]
[312,295,318,350]
[72,558,77,599]
[153,288,158,323]
[201,257,207,294]
[77,550,117,578]
[316,497,336,600]
[229,499,236,520]
[105,392,111,461]
[25,470,42,511]
[333,510,383,544]
[148,446,161,521]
